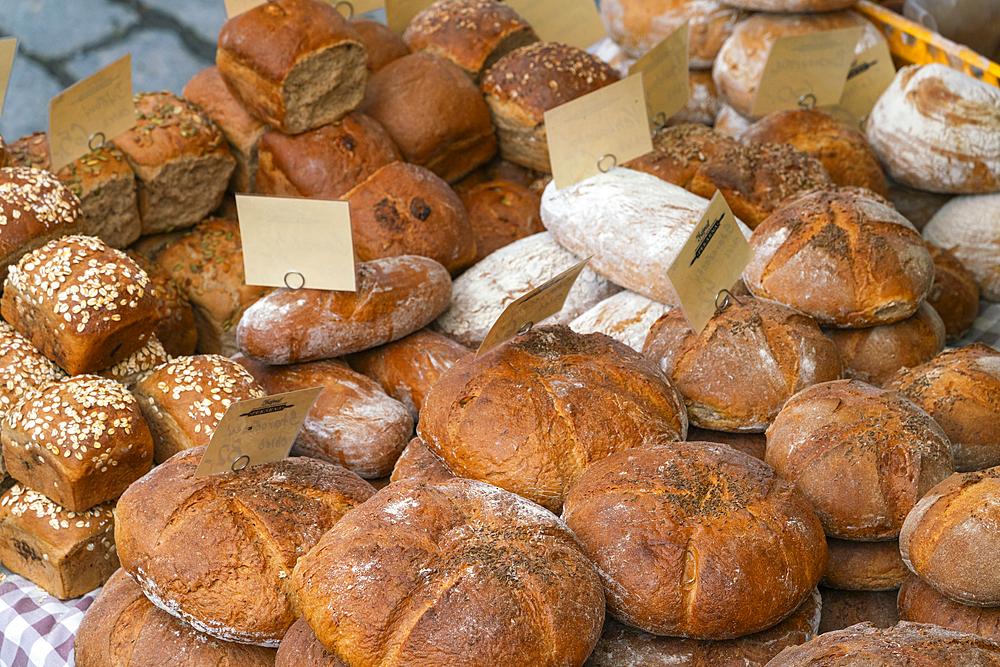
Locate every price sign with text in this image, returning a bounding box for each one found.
[821,40,896,129]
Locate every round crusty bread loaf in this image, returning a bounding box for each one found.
[743,186,935,328]
[821,537,908,591]
[923,192,1000,301]
[816,588,900,634]
[418,325,688,513]
[583,589,821,667]
[643,295,842,432]
[924,242,980,341]
[457,179,544,264]
[390,436,455,485]
[686,424,766,460]
[276,618,346,667]
[291,477,606,667]
[886,344,1000,472]
[570,290,672,352]
[765,621,1000,666]
[900,467,1000,607]
[115,447,375,646]
[562,442,827,639]
[899,572,1000,643]
[765,379,954,540]
[866,64,1000,195]
[75,569,278,667]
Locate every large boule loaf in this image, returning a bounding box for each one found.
[570,290,672,351]
[924,241,980,340]
[923,193,1000,301]
[816,588,900,634]
[432,231,621,348]
[866,64,1000,195]
[237,255,452,364]
[821,537,908,591]
[898,572,1000,643]
[540,168,750,306]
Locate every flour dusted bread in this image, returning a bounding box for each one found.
[291,477,605,667]
[570,290,672,352]
[899,573,1000,643]
[216,0,367,135]
[563,442,827,639]
[923,193,1000,301]
[237,255,452,364]
[389,437,455,485]
[541,168,751,305]
[433,232,621,348]
[866,64,1000,194]
[669,70,723,126]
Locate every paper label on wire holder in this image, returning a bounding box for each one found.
[476,257,591,357]
[503,0,608,50]
[666,191,752,335]
[195,387,324,478]
[821,40,896,129]
[751,26,864,118]
[628,21,689,130]
[545,74,653,190]
[0,38,17,118]
[237,194,356,292]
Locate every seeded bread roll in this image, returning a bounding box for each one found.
[0,485,118,599]
[276,618,345,667]
[154,217,271,356]
[114,91,235,234]
[821,537,908,591]
[292,477,605,667]
[923,193,1000,302]
[584,589,821,667]
[116,447,375,646]
[182,66,268,194]
[899,573,1000,643]
[2,235,158,375]
[570,290,672,352]
[817,588,900,634]
[344,328,471,422]
[95,335,169,389]
[342,161,477,275]
[389,437,455,484]
[351,17,409,72]
[743,186,935,328]
[233,355,413,479]
[480,42,621,172]
[2,375,153,512]
[404,0,538,82]
[457,180,544,264]
[867,64,1000,194]
[217,0,367,135]
[563,442,827,639]
[254,112,400,199]
[0,166,85,289]
[237,255,452,364]
[765,379,954,540]
[364,51,497,183]
[822,301,946,386]
[643,296,842,432]
[125,250,197,358]
[132,354,265,465]
[925,242,979,341]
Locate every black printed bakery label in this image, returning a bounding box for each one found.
[629,21,689,130]
[751,26,864,118]
[477,257,591,357]
[667,191,751,335]
[237,193,356,291]
[48,54,135,171]
[0,38,17,117]
[821,41,897,129]
[195,387,323,477]
[503,0,607,50]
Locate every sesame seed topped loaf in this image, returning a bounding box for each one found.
[132,354,266,465]
[0,484,119,599]
[1,375,153,513]
[113,91,235,235]
[0,166,85,289]
[1,235,159,375]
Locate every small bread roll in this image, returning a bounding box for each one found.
[899,573,1000,643]
[351,17,408,72]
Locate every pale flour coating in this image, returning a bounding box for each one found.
[570,290,672,351]
[923,193,1000,301]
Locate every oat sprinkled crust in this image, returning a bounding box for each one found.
[1,484,114,535]
[0,320,65,417]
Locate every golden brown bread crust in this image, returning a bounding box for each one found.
[216,0,367,135]
[389,436,455,484]
[254,112,400,199]
[886,344,1000,472]
[643,296,842,432]
[2,235,158,375]
[563,442,828,639]
[77,569,278,667]
[821,537,908,591]
[342,161,477,274]
[2,375,153,512]
[114,91,235,235]
[686,424,766,460]
[899,573,1000,643]
[292,477,605,667]
[351,17,409,72]
[276,618,346,667]
[740,109,888,198]
[0,485,118,600]
[364,51,497,183]
[900,467,1000,607]
[765,379,954,540]
[766,621,1000,666]
[232,355,413,479]
[404,0,538,81]
[458,179,544,263]
[418,325,688,512]
[481,42,620,171]
[584,589,821,667]
[116,447,375,647]
[743,186,935,327]
[236,255,453,364]
[124,250,198,358]
[94,335,169,389]
[925,241,979,341]
[344,327,471,422]
[886,177,952,231]
[452,155,543,194]
[816,588,900,634]
[822,301,946,386]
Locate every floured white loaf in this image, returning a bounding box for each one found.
[541,169,750,305]
[923,193,1000,301]
[433,232,621,348]
[570,290,672,351]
